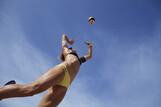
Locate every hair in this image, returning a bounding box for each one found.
[60,51,65,61]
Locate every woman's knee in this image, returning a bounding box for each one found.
[44,90,62,106]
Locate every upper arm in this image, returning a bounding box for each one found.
[83,55,91,61]
[84,46,93,61]
[79,56,87,64]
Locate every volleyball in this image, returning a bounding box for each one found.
[88,16,95,24]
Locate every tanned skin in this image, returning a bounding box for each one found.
[0,34,93,107]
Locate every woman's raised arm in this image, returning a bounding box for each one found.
[62,34,74,48]
[84,41,93,61]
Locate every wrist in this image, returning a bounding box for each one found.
[88,45,93,48]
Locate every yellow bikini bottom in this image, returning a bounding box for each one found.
[57,65,71,88]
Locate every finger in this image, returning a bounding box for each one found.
[85,41,90,45]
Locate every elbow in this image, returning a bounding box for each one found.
[86,54,92,60]
[88,54,92,59]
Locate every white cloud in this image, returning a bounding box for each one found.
[1,1,161,107]
[0,4,54,107]
[59,79,105,107]
[97,26,161,107]
[0,2,104,107]
[0,2,105,106]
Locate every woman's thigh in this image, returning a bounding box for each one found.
[30,65,66,94]
[38,85,67,107]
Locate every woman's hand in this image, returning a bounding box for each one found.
[85,41,93,48]
[69,39,74,45]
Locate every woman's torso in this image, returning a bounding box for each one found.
[62,54,80,82]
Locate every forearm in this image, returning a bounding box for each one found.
[85,46,93,61]
[62,34,73,45]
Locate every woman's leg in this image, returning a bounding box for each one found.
[38,85,67,107]
[0,65,65,100]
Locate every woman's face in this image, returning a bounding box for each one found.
[60,47,77,61]
[63,47,77,56]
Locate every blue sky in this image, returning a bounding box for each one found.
[0,0,161,107]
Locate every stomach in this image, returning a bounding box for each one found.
[64,55,80,82]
